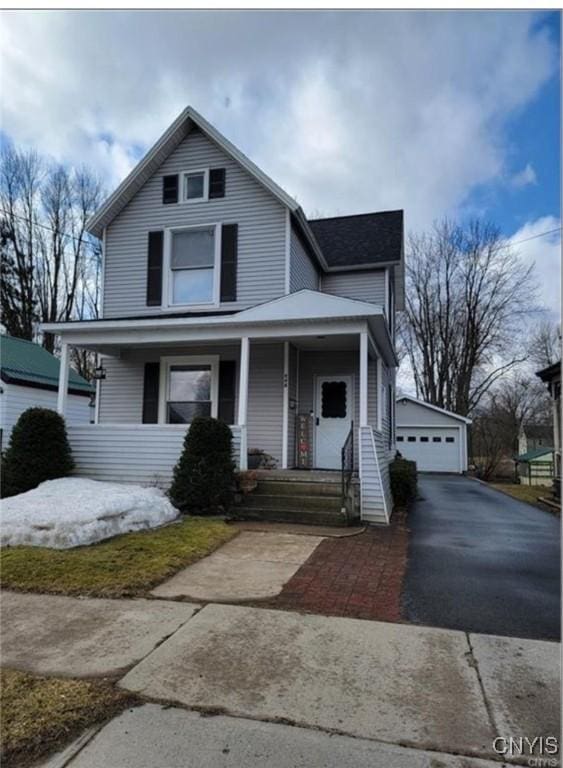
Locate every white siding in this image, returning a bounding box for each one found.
[0,382,92,448]
[247,343,284,465]
[359,426,389,524]
[104,129,287,318]
[396,398,465,427]
[67,424,241,486]
[289,225,319,292]
[321,269,386,305]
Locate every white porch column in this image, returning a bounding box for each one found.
[359,331,368,427]
[281,341,289,469]
[57,342,70,416]
[238,336,250,470]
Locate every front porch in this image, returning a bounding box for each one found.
[47,291,396,523]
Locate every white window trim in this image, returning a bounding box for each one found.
[180,168,209,204]
[163,222,221,310]
[158,354,220,425]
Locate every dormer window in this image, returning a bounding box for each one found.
[183,169,209,202]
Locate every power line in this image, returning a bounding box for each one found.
[0,208,100,252]
[507,227,561,247]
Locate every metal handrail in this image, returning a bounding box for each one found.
[341,420,354,510]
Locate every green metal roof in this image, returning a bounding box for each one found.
[517,447,555,463]
[0,335,94,395]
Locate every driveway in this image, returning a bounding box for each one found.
[403,474,561,640]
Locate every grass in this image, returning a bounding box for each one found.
[489,483,560,514]
[0,517,237,597]
[1,668,137,768]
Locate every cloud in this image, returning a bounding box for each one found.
[508,216,561,320]
[511,163,538,188]
[0,10,557,230]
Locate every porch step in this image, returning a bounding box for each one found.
[242,493,344,513]
[254,480,343,498]
[230,505,349,527]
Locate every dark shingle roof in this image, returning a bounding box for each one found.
[0,335,94,396]
[309,210,403,268]
[523,423,553,441]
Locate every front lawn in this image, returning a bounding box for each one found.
[489,483,560,514]
[0,517,237,598]
[1,668,137,768]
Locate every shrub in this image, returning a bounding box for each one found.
[1,408,74,498]
[169,417,235,515]
[390,455,417,508]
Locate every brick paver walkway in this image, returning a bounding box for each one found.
[264,509,409,622]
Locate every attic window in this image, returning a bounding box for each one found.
[183,170,208,202]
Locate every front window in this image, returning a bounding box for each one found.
[170,227,215,305]
[167,365,212,423]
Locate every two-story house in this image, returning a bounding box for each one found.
[42,107,403,524]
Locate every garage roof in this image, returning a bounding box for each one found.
[396,395,472,424]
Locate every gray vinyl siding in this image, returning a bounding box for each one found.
[98,344,240,424]
[321,269,386,306]
[359,426,388,524]
[247,343,284,465]
[289,225,319,292]
[67,424,241,486]
[103,129,287,318]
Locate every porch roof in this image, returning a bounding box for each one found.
[41,290,398,366]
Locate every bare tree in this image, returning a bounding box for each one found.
[0,143,103,369]
[400,218,537,416]
[528,319,561,369]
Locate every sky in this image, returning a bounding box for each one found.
[0,9,561,322]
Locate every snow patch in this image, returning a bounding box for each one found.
[1,478,179,549]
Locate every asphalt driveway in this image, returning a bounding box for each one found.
[403,475,560,640]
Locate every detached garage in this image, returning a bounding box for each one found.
[395,396,471,474]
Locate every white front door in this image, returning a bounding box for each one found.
[315,375,353,469]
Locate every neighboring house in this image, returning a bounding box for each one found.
[536,360,561,496]
[516,448,554,487]
[0,335,94,448]
[395,395,471,474]
[41,107,402,524]
[518,423,553,456]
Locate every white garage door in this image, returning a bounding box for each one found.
[396,427,461,473]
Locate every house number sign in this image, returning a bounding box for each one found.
[297,413,313,469]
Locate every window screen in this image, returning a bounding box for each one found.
[321,381,347,418]
[167,365,212,424]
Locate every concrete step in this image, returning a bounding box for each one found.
[231,505,351,527]
[242,493,344,513]
[254,480,343,498]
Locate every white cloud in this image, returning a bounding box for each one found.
[508,216,561,320]
[511,163,538,188]
[0,11,557,230]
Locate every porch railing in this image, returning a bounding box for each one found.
[341,420,354,510]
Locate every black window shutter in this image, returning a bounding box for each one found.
[146,231,163,306]
[162,174,178,204]
[209,168,226,198]
[142,362,160,424]
[220,223,238,302]
[218,360,236,425]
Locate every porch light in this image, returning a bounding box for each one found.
[93,364,106,381]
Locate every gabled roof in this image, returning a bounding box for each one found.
[0,335,94,396]
[234,288,385,324]
[517,447,554,462]
[309,210,403,268]
[86,106,327,268]
[396,394,472,424]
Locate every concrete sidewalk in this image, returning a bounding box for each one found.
[42,705,508,768]
[119,604,560,761]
